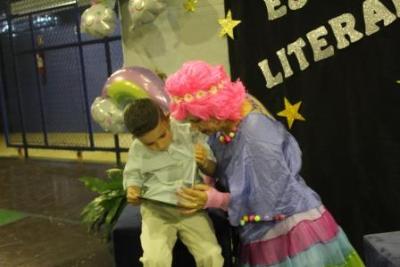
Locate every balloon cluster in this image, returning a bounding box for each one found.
[81,0,117,38]
[91,67,170,134]
[128,0,166,31]
[81,0,166,38]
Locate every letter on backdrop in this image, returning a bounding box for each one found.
[258,59,283,89]
[329,13,364,49]
[263,0,287,20]
[391,0,400,17]
[287,37,310,71]
[288,0,308,10]
[306,26,335,62]
[277,48,294,78]
[363,0,396,35]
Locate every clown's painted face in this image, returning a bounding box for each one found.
[186,116,225,136]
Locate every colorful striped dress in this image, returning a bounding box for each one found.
[209,112,364,267]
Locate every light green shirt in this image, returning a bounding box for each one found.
[123,119,213,205]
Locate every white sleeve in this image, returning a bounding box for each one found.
[122,143,144,190]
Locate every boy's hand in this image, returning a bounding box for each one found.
[194,144,208,168]
[126,185,141,205]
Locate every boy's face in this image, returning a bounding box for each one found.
[138,117,172,151]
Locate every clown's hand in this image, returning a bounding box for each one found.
[177,184,209,215]
[194,144,208,168]
[128,0,167,31]
[81,3,117,38]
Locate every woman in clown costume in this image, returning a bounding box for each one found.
[165,60,365,267]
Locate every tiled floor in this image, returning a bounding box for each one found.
[0,157,117,267]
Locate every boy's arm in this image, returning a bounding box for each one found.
[123,145,144,205]
[126,185,141,205]
[123,167,143,190]
[123,167,143,205]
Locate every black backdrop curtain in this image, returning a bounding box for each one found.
[225,0,400,254]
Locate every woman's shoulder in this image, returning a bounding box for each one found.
[241,112,283,134]
[240,113,287,145]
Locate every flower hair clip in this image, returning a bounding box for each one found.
[172,83,224,104]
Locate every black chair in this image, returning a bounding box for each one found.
[112,204,237,267]
[363,231,400,267]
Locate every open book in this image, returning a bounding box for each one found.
[139,160,198,206]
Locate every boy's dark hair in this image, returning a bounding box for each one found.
[124,99,163,137]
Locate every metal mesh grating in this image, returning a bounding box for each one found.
[15,53,45,145]
[31,7,78,49]
[41,46,90,147]
[0,1,125,159]
[11,0,77,16]
[0,33,23,145]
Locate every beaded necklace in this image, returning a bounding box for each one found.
[218,126,237,144]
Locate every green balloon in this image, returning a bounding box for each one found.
[107,80,149,107]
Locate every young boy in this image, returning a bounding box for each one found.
[123,98,224,267]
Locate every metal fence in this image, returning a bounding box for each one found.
[0,0,130,166]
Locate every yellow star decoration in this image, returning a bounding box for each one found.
[218,10,241,39]
[277,97,306,129]
[183,0,198,12]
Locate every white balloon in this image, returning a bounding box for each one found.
[128,0,167,30]
[91,97,126,133]
[81,3,117,38]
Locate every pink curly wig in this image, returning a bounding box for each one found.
[165,61,246,121]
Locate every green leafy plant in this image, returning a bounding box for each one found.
[79,168,126,239]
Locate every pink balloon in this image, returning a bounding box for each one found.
[102,66,169,112]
